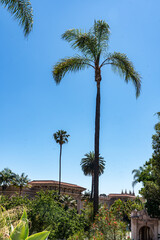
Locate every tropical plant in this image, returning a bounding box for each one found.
[52,20,141,216]
[12,173,30,196]
[0,168,15,193]
[59,195,77,210]
[132,167,145,188]
[0,205,24,238]
[0,0,33,37]
[0,209,50,240]
[80,151,105,199]
[53,130,70,195]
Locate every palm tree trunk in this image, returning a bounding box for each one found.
[20,186,22,196]
[94,67,101,217]
[91,173,94,200]
[59,144,62,195]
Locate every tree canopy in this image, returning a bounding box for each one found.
[132,113,160,217]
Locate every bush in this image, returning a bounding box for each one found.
[28,191,88,239]
[0,191,88,240]
[90,206,128,240]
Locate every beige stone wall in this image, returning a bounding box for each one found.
[131,210,160,240]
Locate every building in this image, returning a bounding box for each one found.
[0,180,86,213]
[99,190,136,207]
[131,209,160,240]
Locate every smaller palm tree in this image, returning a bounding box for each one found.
[80,151,105,200]
[0,168,15,193]
[53,130,70,195]
[60,195,77,210]
[12,173,30,196]
[132,166,145,188]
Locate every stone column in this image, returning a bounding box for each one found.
[131,218,138,240]
[154,220,158,240]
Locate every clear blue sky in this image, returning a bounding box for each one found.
[0,0,160,195]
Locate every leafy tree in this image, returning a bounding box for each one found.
[28,191,88,240]
[0,168,15,193]
[0,191,88,239]
[0,0,33,37]
[133,113,160,217]
[0,194,30,210]
[52,20,141,216]
[12,173,30,196]
[80,151,105,199]
[90,206,127,240]
[53,130,70,195]
[111,198,144,228]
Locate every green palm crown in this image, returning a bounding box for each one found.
[53,20,141,97]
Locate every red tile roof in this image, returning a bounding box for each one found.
[29,180,86,191]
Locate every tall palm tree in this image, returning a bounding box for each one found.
[52,20,141,216]
[12,173,30,195]
[81,151,105,200]
[0,0,33,37]
[53,130,70,195]
[0,168,15,193]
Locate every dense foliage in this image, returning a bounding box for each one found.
[0,190,145,239]
[69,206,130,240]
[28,191,88,239]
[0,191,88,240]
[90,206,128,240]
[132,113,160,217]
[110,198,144,228]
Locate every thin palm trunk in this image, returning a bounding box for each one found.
[59,144,62,195]
[20,186,22,196]
[94,67,101,217]
[91,173,94,200]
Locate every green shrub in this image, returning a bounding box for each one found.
[90,206,128,240]
[28,191,88,239]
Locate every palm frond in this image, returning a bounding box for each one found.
[104,52,141,98]
[91,20,110,58]
[53,56,93,84]
[62,29,81,43]
[80,151,105,176]
[53,130,70,145]
[0,0,33,37]
[62,29,97,59]
[132,167,144,187]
